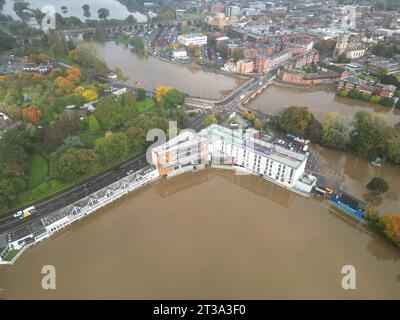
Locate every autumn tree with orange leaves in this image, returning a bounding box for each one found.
[155,85,173,103]
[23,106,43,125]
[54,76,75,94]
[367,212,400,248]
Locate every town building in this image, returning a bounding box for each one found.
[236,58,255,73]
[337,75,397,98]
[178,33,208,46]
[359,55,400,76]
[255,51,292,74]
[225,5,241,18]
[332,33,366,61]
[211,2,225,14]
[151,124,317,193]
[278,68,341,85]
[244,43,280,59]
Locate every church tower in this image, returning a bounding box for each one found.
[333,33,349,61]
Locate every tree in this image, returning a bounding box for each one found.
[154,6,176,21]
[372,43,394,58]
[278,106,315,138]
[136,88,147,101]
[0,177,26,210]
[314,39,336,54]
[348,89,362,100]
[56,148,100,182]
[88,115,100,133]
[51,136,84,159]
[367,177,389,194]
[47,30,69,56]
[203,115,218,126]
[115,66,129,82]
[69,43,108,76]
[306,120,323,143]
[338,88,349,97]
[155,85,173,103]
[350,111,395,160]
[0,128,31,178]
[337,52,350,63]
[95,132,130,165]
[98,8,110,20]
[254,118,262,129]
[160,89,185,109]
[22,105,43,125]
[42,112,79,152]
[322,112,350,149]
[380,74,400,90]
[370,95,381,104]
[243,111,256,122]
[126,126,145,150]
[0,29,15,51]
[130,36,145,53]
[381,97,395,107]
[93,98,120,130]
[54,76,75,94]
[82,89,98,102]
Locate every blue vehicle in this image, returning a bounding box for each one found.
[331,190,368,223]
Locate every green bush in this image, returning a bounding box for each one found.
[367,177,389,194]
[381,97,395,107]
[370,95,381,104]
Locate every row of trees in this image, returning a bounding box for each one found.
[372,43,395,58]
[338,88,398,108]
[275,106,400,163]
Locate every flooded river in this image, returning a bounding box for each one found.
[1,168,400,299]
[93,42,245,99]
[247,84,400,125]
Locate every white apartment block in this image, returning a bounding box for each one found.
[177,34,208,47]
[225,5,241,18]
[151,124,317,194]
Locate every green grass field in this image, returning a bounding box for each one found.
[27,155,48,189]
[137,97,155,113]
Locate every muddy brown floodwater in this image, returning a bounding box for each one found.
[93,41,245,99]
[247,84,400,125]
[1,168,399,299]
